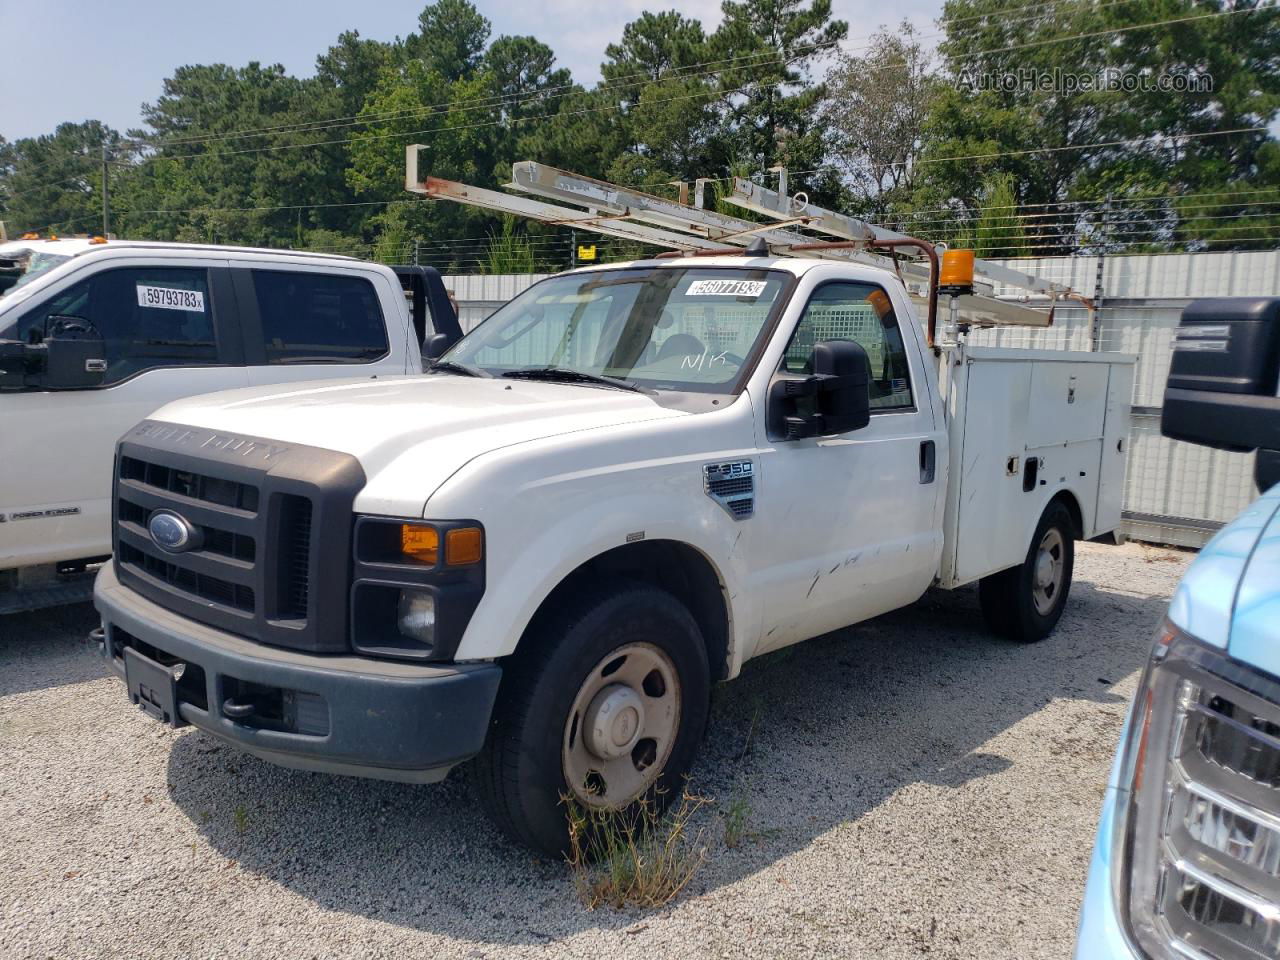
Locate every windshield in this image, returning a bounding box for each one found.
[0,250,73,297]
[442,266,791,393]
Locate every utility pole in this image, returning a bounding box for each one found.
[100,144,110,238]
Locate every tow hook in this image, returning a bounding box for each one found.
[87,626,105,650]
[222,698,257,720]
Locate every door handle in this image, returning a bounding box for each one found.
[919,440,936,484]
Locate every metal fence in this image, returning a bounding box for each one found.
[444,249,1280,547]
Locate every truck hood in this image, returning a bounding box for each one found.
[1169,483,1280,673]
[151,374,686,513]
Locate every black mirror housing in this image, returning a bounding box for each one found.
[42,316,106,390]
[768,339,872,440]
[423,332,455,362]
[1161,297,1280,491]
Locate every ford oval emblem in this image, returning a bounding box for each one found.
[148,510,201,554]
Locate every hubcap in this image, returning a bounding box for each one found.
[584,684,645,759]
[1032,527,1065,616]
[562,643,681,808]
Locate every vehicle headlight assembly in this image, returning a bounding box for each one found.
[349,518,484,661]
[1116,621,1280,960]
[396,589,437,644]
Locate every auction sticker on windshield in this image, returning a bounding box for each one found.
[136,285,205,312]
[686,279,767,297]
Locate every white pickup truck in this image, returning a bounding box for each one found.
[92,249,1134,855]
[0,237,458,613]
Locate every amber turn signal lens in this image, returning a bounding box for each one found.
[445,527,483,566]
[400,524,439,564]
[939,249,976,288]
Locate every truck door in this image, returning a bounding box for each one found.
[750,280,944,654]
[233,267,409,385]
[0,260,246,570]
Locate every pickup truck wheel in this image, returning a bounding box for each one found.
[978,501,1075,643]
[468,582,710,858]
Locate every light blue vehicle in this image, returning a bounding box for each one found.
[1076,297,1280,960]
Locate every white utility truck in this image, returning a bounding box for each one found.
[92,163,1134,856]
[0,237,458,613]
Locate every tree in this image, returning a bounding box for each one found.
[480,35,572,181]
[823,22,936,224]
[711,0,848,205]
[973,172,1029,258]
[406,0,490,82]
[315,30,397,118]
[0,121,128,235]
[919,0,1280,253]
[597,12,720,186]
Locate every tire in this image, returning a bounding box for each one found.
[468,581,711,858]
[978,501,1076,643]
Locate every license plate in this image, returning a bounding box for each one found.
[124,646,187,728]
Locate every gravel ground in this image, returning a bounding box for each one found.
[1,541,1190,960]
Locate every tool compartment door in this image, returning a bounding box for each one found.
[943,349,1125,588]
[1096,361,1134,537]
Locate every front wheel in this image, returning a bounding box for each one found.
[979,501,1076,643]
[468,582,710,858]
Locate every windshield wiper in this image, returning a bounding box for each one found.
[500,367,646,393]
[430,359,491,378]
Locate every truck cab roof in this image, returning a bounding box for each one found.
[0,236,362,262]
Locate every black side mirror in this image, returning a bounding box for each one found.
[1161,297,1280,491]
[423,332,455,362]
[42,315,106,389]
[768,339,872,440]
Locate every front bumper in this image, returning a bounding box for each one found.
[93,563,501,783]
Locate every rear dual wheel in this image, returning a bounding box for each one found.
[469,583,710,858]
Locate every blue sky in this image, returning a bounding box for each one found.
[0,0,940,141]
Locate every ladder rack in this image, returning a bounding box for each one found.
[405,147,1090,335]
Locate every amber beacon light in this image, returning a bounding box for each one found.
[939,249,976,295]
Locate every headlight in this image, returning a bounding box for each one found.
[349,517,485,661]
[1117,621,1280,959]
[396,589,437,644]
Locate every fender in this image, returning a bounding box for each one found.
[421,402,762,669]
[450,491,752,669]
[1018,482,1087,558]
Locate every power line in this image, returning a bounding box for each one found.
[117,197,432,218]
[103,5,1272,169]
[124,0,1220,154]
[882,201,1280,230]
[946,3,1273,61]
[869,185,1280,217]
[95,126,1268,226]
